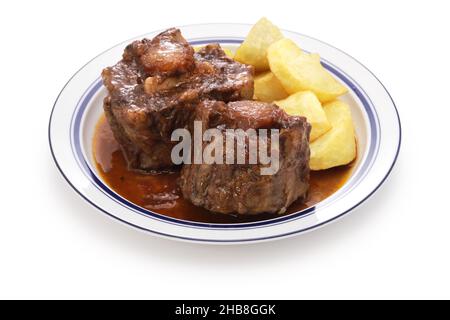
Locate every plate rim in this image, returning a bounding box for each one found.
[48,23,402,244]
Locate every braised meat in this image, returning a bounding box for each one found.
[101,28,311,215]
[125,28,196,76]
[179,100,311,215]
[102,28,254,171]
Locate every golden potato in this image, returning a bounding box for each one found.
[310,53,321,62]
[275,91,331,141]
[234,17,284,72]
[254,72,289,102]
[222,48,235,58]
[310,100,356,170]
[267,38,348,102]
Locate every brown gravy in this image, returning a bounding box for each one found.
[93,115,354,223]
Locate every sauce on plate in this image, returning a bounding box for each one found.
[93,115,354,223]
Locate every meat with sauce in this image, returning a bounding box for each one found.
[101,28,311,215]
[101,28,254,171]
[179,100,311,215]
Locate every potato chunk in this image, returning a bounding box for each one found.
[234,18,284,72]
[310,100,356,170]
[221,48,235,58]
[254,72,289,102]
[267,38,348,102]
[275,91,331,141]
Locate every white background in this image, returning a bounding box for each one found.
[1,0,449,300]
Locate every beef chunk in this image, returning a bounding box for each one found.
[101,29,254,171]
[194,100,300,130]
[179,100,311,215]
[123,28,195,76]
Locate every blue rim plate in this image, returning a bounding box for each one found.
[49,23,401,244]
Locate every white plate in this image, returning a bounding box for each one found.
[49,23,401,244]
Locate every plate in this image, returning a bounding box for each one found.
[49,23,401,244]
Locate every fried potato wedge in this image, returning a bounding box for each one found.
[275,91,331,141]
[310,53,321,63]
[310,100,356,170]
[234,17,284,72]
[254,72,289,102]
[222,48,235,58]
[267,38,348,102]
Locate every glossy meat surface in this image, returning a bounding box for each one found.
[124,28,195,76]
[195,100,300,130]
[101,29,254,171]
[179,101,311,215]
